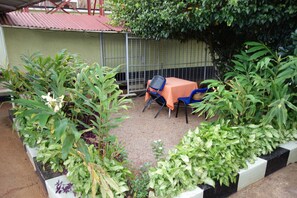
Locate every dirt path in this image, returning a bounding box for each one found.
[0,102,46,198]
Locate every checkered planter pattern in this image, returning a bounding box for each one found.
[176,141,297,198]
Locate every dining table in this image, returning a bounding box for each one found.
[145,77,198,117]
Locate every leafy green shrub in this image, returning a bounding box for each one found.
[193,79,264,125]
[108,0,297,78]
[131,163,151,198]
[149,40,297,197]
[149,122,297,197]
[37,140,64,172]
[151,140,165,161]
[0,50,79,99]
[64,145,131,197]
[193,42,297,129]
[70,64,130,139]
[14,107,49,148]
[1,50,132,197]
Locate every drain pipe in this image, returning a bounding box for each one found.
[99,32,104,66]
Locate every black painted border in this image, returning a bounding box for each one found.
[199,175,239,198]
[260,147,289,176]
[200,147,291,198]
[33,158,64,194]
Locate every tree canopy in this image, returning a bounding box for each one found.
[108,0,297,78]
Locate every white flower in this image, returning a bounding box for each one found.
[41,92,50,100]
[53,105,60,112]
[41,92,64,113]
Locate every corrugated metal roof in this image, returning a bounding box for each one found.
[0,12,124,32]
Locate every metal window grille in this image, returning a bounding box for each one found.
[102,33,215,94]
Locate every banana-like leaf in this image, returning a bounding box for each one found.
[62,134,75,159]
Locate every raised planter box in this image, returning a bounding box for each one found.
[46,175,75,198]
[25,145,38,171]
[33,158,77,198]
[12,116,297,198]
[237,157,267,191]
[12,117,76,197]
[279,141,297,165]
[176,142,297,198]
[176,187,203,198]
[24,144,76,197]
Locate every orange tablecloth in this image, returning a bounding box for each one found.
[145,77,198,110]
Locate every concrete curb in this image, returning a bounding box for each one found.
[46,175,75,198]
[25,144,38,171]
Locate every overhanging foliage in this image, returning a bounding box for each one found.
[108,0,297,78]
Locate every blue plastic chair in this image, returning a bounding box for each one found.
[142,75,167,118]
[175,88,208,123]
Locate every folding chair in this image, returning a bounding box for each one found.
[175,88,208,123]
[142,75,167,118]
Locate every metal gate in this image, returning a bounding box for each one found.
[125,34,214,94]
[125,34,163,93]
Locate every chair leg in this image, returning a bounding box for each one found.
[142,98,152,112]
[154,103,165,118]
[184,102,188,124]
[175,100,180,118]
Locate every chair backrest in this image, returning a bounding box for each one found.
[149,75,166,91]
[189,87,209,103]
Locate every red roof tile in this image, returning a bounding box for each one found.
[0,12,124,32]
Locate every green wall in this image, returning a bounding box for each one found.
[102,33,126,71]
[125,38,213,73]
[3,28,103,69]
[3,27,212,73]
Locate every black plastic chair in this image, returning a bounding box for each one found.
[175,88,208,123]
[142,75,167,118]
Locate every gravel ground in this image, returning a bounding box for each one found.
[110,96,206,171]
